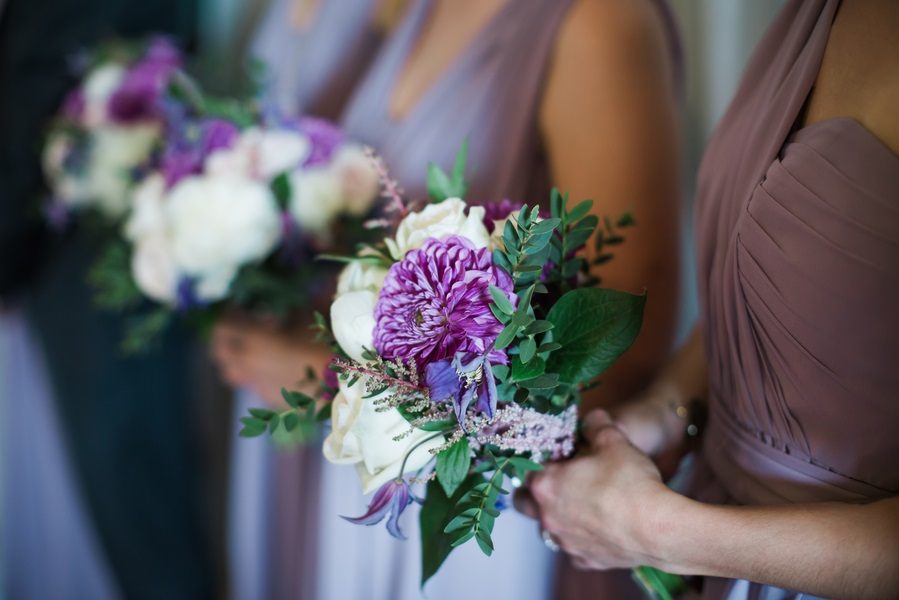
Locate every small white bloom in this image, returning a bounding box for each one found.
[205,127,310,181]
[288,168,343,235]
[330,290,377,364]
[387,197,489,259]
[82,63,126,127]
[166,174,281,301]
[329,144,379,216]
[87,124,160,217]
[131,234,178,303]
[336,260,388,296]
[323,377,444,493]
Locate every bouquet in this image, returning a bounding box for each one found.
[45,39,381,352]
[43,37,182,222]
[241,146,683,597]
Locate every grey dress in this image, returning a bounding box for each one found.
[228,2,381,600]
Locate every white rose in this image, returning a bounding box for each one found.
[82,63,126,127]
[87,124,160,217]
[131,234,178,303]
[288,168,343,235]
[205,127,310,181]
[329,144,379,216]
[124,174,166,240]
[323,377,444,493]
[386,197,489,259]
[166,174,281,301]
[336,260,388,296]
[330,290,377,364]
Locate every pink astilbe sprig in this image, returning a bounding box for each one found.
[467,404,578,461]
[363,146,414,230]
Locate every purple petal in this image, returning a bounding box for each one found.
[476,366,498,419]
[384,483,412,540]
[425,360,461,404]
[341,479,400,528]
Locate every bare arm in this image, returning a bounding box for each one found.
[654,492,899,599]
[527,414,899,600]
[540,0,682,406]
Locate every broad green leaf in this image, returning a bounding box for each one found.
[270,172,292,210]
[519,373,560,391]
[566,199,593,223]
[523,320,553,336]
[511,355,545,382]
[436,438,471,497]
[546,288,646,385]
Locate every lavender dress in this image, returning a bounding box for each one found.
[691,0,899,597]
[306,2,574,599]
[228,3,380,600]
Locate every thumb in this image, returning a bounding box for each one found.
[582,409,614,442]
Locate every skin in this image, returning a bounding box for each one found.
[214,0,682,414]
[520,1,899,597]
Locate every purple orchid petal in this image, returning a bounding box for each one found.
[425,360,461,404]
[475,364,498,419]
[342,479,413,540]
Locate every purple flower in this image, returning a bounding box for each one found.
[61,89,85,122]
[425,352,498,429]
[175,277,203,312]
[298,116,345,167]
[342,479,413,539]
[373,236,514,369]
[478,199,525,233]
[107,37,182,123]
[161,118,239,188]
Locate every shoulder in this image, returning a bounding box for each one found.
[553,0,674,70]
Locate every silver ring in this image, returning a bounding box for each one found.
[541,529,560,553]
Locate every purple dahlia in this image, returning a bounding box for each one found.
[373,235,514,369]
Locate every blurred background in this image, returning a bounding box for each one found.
[0,0,783,598]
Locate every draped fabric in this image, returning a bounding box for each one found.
[692,0,899,596]
[227,3,382,599]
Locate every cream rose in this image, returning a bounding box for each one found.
[205,127,310,181]
[329,144,379,216]
[166,174,281,301]
[385,197,489,259]
[131,234,178,303]
[323,377,445,493]
[87,124,160,217]
[330,290,378,364]
[288,168,343,235]
[335,260,388,296]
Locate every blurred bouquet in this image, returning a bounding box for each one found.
[43,37,182,221]
[239,146,687,596]
[44,37,380,352]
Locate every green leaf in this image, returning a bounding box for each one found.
[398,404,456,432]
[270,172,292,210]
[281,388,313,409]
[420,475,484,587]
[508,457,544,475]
[283,412,300,432]
[532,218,561,235]
[566,199,593,223]
[522,320,553,336]
[435,438,471,497]
[519,337,537,363]
[493,322,519,350]
[537,342,563,353]
[238,417,266,438]
[632,566,687,600]
[546,288,646,385]
[519,373,560,391]
[427,141,469,202]
[511,355,545,382]
[488,285,515,315]
[475,529,494,556]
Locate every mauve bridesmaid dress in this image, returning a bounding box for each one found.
[689,0,899,597]
[228,3,380,600]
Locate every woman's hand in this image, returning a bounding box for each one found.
[519,410,677,570]
[210,312,330,408]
